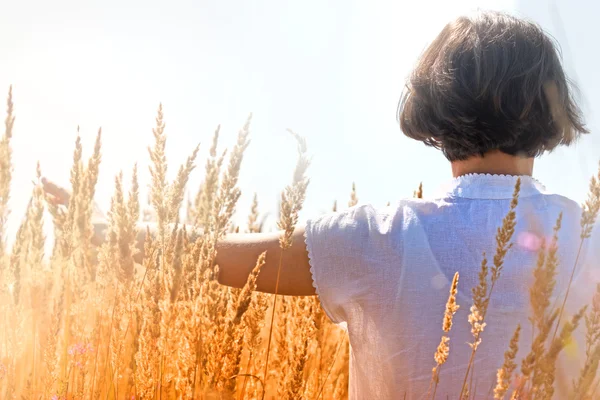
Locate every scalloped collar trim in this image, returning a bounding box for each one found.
[439,173,547,200]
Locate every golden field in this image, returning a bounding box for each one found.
[0,86,600,399]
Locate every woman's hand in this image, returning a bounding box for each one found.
[42,177,71,207]
[41,177,108,246]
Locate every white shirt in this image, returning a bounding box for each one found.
[305,174,600,399]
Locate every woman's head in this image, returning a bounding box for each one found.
[398,11,587,162]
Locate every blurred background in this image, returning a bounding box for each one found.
[0,0,598,236]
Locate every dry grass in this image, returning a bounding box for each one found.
[0,87,599,399]
[0,90,347,399]
[428,272,460,398]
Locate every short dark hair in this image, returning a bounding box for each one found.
[397,11,588,161]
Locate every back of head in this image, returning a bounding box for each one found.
[398,11,588,161]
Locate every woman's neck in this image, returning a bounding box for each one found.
[451,151,534,178]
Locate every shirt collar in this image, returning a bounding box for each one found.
[437,173,547,200]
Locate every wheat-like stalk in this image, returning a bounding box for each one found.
[461,178,521,397]
[247,193,260,233]
[263,130,310,399]
[553,163,600,342]
[573,284,600,398]
[428,272,460,399]
[193,125,225,228]
[348,182,358,208]
[414,182,423,199]
[494,324,521,399]
[0,85,15,260]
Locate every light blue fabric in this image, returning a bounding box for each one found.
[305,174,599,399]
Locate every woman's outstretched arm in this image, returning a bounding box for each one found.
[43,178,316,296]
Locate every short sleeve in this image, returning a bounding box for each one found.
[304,205,379,325]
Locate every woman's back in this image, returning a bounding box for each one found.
[306,175,599,399]
[212,10,597,399]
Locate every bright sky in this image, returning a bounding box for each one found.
[1,0,598,235]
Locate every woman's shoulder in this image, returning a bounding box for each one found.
[538,192,583,212]
[307,199,445,236]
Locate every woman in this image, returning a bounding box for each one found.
[46,11,599,399]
